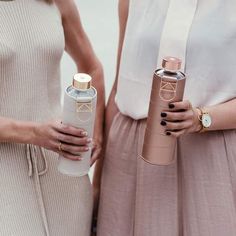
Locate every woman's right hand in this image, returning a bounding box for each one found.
[32,120,91,161]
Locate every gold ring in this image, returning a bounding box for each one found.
[58,142,62,152]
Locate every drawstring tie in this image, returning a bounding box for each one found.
[26,144,50,236]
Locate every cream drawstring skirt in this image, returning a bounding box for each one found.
[0,143,93,236]
[97,112,236,236]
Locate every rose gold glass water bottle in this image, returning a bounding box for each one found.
[58,73,97,176]
[142,56,186,165]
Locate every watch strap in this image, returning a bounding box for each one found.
[196,107,208,133]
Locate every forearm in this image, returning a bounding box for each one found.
[90,64,105,138]
[0,117,35,144]
[205,98,236,131]
[92,85,118,188]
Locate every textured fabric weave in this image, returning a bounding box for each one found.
[98,113,236,236]
[0,1,93,235]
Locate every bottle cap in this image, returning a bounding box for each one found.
[72,73,92,90]
[162,56,182,72]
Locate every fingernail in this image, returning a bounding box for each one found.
[85,147,89,151]
[166,131,171,136]
[169,104,175,109]
[82,131,88,136]
[87,138,92,143]
[161,112,167,118]
[160,120,167,126]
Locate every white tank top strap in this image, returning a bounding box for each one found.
[116,0,236,120]
[157,0,198,71]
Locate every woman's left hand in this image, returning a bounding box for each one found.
[90,128,103,166]
[160,100,202,137]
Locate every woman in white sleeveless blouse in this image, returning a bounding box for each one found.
[0,0,104,235]
[95,0,236,235]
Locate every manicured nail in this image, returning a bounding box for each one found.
[169,104,175,109]
[86,138,92,143]
[81,131,88,136]
[166,131,171,136]
[160,120,167,126]
[161,112,167,118]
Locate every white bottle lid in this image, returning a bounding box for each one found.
[72,73,92,90]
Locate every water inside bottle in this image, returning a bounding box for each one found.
[66,86,96,100]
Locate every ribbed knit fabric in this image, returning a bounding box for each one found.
[0,1,93,236]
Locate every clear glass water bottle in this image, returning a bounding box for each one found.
[58,73,97,176]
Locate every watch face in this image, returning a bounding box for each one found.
[202,114,212,128]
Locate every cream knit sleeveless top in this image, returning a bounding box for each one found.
[0,2,92,236]
[116,0,236,120]
[0,0,65,122]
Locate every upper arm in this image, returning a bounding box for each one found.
[118,0,129,41]
[54,0,86,51]
[53,0,77,18]
[54,0,98,72]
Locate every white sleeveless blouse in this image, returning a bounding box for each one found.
[116,0,236,120]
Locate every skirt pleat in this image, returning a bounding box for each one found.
[98,112,236,236]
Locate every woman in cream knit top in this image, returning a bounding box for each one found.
[0,0,104,235]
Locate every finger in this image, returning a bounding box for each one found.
[59,142,90,155]
[90,148,102,166]
[90,153,99,166]
[161,110,192,122]
[56,132,92,146]
[161,120,192,131]
[90,157,97,166]
[91,142,97,155]
[168,100,192,111]
[53,121,88,137]
[166,129,186,138]
[59,150,82,161]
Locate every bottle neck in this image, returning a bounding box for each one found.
[163,68,178,75]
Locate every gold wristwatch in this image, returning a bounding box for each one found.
[196,107,212,133]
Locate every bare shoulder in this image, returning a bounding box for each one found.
[53,0,77,17]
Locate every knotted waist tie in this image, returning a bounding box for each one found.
[25,144,50,236]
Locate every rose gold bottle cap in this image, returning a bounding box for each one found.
[72,73,92,90]
[162,56,182,72]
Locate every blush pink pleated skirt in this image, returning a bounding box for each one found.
[97,112,236,236]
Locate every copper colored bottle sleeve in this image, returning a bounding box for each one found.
[142,70,186,165]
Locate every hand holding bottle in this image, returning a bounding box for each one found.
[32,120,91,161]
[58,73,97,177]
[160,100,202,137]
[0,116,90,162]
[142,56,186,165]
